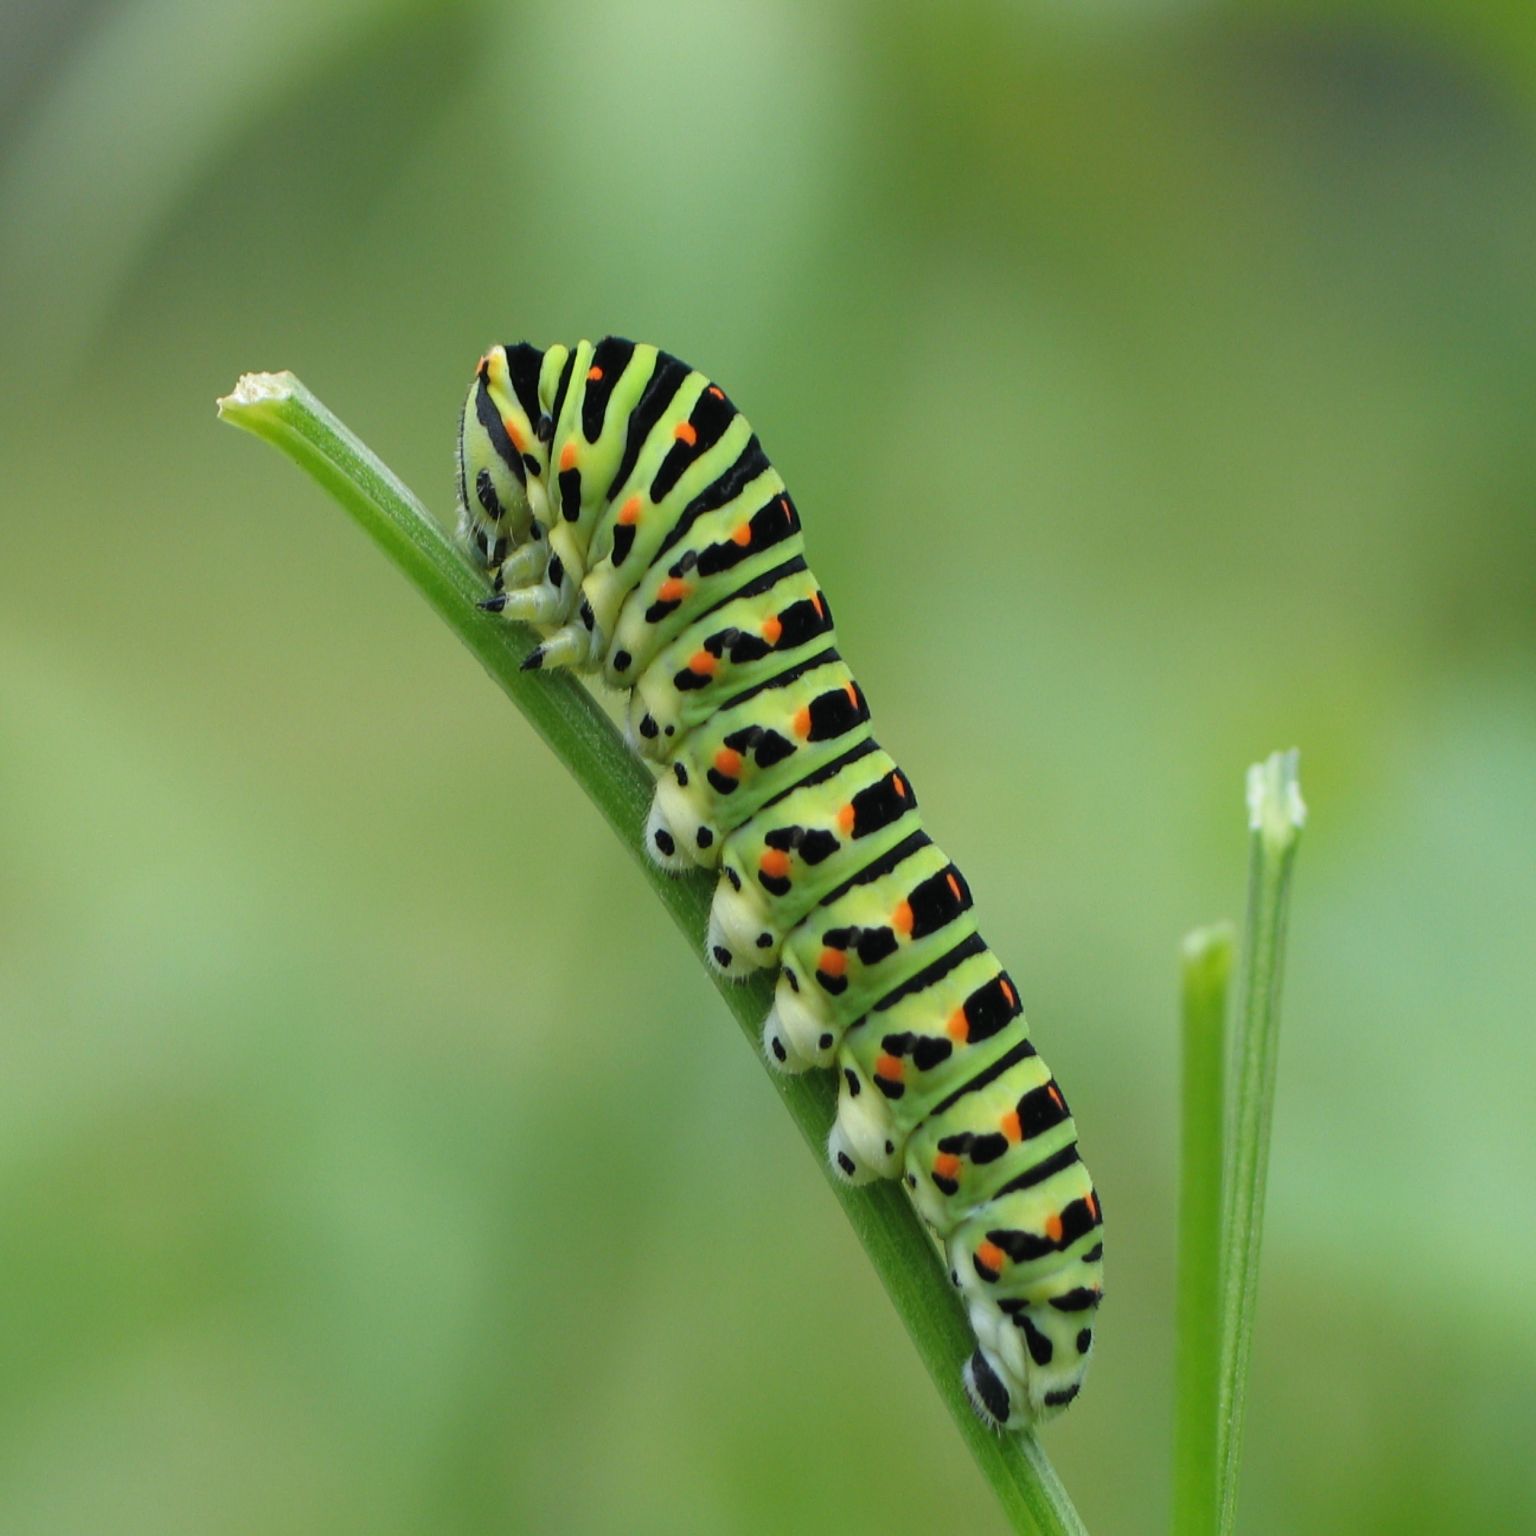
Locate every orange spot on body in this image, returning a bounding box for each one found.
[688,649,718,677]
[837,803,856,833]
[587,365,603,381]
[618,496,642,525]
[976,1241,1006,1276]
[1001,977,1017,1008]
[892,773,907,798]
[875,1053,904,1082]
[731,522,753,546]
[946,872,963,902]
[779,495,793,521]
[793,706,812,739]
[713,747,743,778]
[759,848,791,879]
[505,418,526,452]
[933,1152,962,1180]
[559,440,578,471]
[1001,1110,1023,1143]
[760,615,783,645]
[657,578,691,603]
[1086,1190,1100,1222]
[811,592,825,618]
[1048,1084,1065,1113]
[1045,1213,1065,1243]
[708,385,725,400]
[818,948,848,978]
[947,1008,969,1042]
[674,421,697,446]
[845,681,859,709]
[893,900,913,936]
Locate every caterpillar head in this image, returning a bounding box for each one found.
[457,343,550,564]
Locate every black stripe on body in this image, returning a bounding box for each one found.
[686,554,807,632]
[558,466,582,522]
[753,737,880,814]
[610,352,692,500]
[653,437,770,565]
[548,349,578,434]
[582,337,635,441]
[992,1142,1081,1199]
[501,343,545,424]
[815,829,931,909]
[714,646,840,718]
[928,1037,1038,1119]
[474,468,503,521]
[649,383,739,503]
[474,375,525,486]
[870,931,988,1013]
[696,494,801,579]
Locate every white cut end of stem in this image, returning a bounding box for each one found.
[1246,747,1306,850]
[216,370,297,415]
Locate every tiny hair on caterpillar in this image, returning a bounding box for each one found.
[457,338,1103,1428]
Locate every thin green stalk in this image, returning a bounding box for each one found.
[1171,923,1234,1536]
[217,371,1088,1536]
[1216,752,1306,1533]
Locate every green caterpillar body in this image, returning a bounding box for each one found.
[458,338,1103,1427]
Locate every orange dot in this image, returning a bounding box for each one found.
[1086,1190,1100,1222]
[893,900,913,936]
[759,848,791,879]
[760,615,783,645]
[713,747,743,778]
[617,496,642,525]
[689,650,718,677]
[933,1152,961,1180]
[731,522,753,547]
[674,421,697,446]
[1001,1110,1023,1143]
[976,1241,1006,1275]
[892,774,907,798]
[657,578,691,603]
[844,681,859,709]
[837,803,855,833]
[946,872,963,902]
[779,495,793,520]
[586,365,603,381]
[708,385,725,400]
[811,592,825,618]
[817,948,847,978]
[559,440,578,471]
[1047,1084,1065,1113]
[1045,1213,1064,1243]
[1001,977,1016,1008]
[792,706,812,739]
[946,1008,969,1042]
[505,417,525,452]
[875,1053,904,1081]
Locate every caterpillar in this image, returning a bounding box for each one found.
[457,338,1103,1428]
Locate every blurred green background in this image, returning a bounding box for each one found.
[3,2,1533,1532]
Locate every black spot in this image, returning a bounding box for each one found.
[836,1151,855,1176]
[725,866,742,891]
[968,1350,1011,1422]
[673,762,689,786]
[770,1036,787,1062]
[664,725,674,737]
[696,827,714,849]
[1044,1384,1081,1409]
[474,468,503,520]
[536,413,554,442]
[546,553,565,588]
[579,599,595,630]
[844,1068,860,1097]
[756,932,773,948]
[1020,1316,1054,1366]
[818,1032,833,1050]
[1076,1329,1093,1354]
[1048,1287,1101,1313]
[613,649,632,673]
[639,715,659,739]
[906,1174,916,1188]
[713,945,732,967]
[949,1269,960,1287]
[653,828,675,856]
[883,1140,894,1155]
[785,968,799,993]
[1082,1243,1104,1263]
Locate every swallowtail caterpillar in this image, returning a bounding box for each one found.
[458,338,1103,1427]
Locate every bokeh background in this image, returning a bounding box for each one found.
[3,3,1533,1533]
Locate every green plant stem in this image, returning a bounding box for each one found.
[218,371,1088,1536]
[1171,923,1234,1536]
[1216,752,1305,1534]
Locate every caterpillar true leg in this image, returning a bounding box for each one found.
[458,338,1103,1428]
